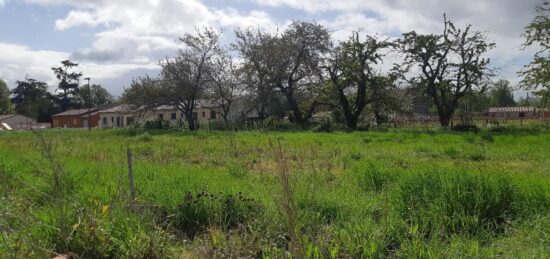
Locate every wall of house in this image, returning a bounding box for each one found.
[99,107,222,129]
[100,113,139,128]
[53,115,82,128]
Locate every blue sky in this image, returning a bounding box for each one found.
[0,0,542,97]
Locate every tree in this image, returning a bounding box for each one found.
[399,15,494,127]
[236,22,331,125]
[324,32,392,129]
[0,79,14,115]
[124,28,220,130]
[370,76,412,125]
[520,1,550,90]
[208,50,243,124]
[234,28,278,121]
[79,84,114,107]
[11,78,57,122]
[488,80,516,107]
[52,60,83,111]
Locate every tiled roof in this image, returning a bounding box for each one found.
[52,109,99,117]
[0,114,16,121]
[100,104,137,113]
[488,107,535,113]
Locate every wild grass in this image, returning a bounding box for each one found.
[0,126,549,258]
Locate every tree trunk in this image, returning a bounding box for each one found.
[186,112,197,130]
[344,115,358,130]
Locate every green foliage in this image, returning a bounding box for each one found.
[172,191,261,238]
[395,169,550,238]
[1,128,550,257]
[0,79,13,115]
[520,1,550,89]
[11,78,58,122]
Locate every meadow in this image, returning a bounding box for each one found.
[1,126,549,258]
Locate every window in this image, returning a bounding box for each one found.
[116,117,121,127]
[111,117,114,123]
[519,112,525,118]
[103,117,107,125]
[210,111,216,119]
[127,117,135,125]
[202,111,206,118]
[171,113,177,120]
[159,113,164,120]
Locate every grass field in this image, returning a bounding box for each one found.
[1,126,550,258]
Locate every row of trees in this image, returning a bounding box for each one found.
[124,14,498,129]
[0,61,113,122]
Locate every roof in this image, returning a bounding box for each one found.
[52,108,99,117]
[488,107,538,113]
[0,114,16,121]
[100,104,137,113]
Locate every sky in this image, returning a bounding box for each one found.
[0,0,542,97]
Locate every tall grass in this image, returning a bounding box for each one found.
[0,127,549,257]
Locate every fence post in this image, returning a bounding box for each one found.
[127,148,136,201]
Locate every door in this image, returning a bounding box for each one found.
[82,119,89,128]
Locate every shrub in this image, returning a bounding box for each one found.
[395,169,550,238]
[172,191,261,238]
[452,124,480,132]
[354,161,398,192]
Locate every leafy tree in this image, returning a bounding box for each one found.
[399,15,494,127]
[234,28,278,121]
[236,22,331,125]
[79,84,113,107]
[208,50,244,124]
[0,79,14,114]
[369,76,413,125]
[520,1,550,90]
[489,80,516,107]
[52,60,83,111]
[11,78,57,122]
[324,32,392,129]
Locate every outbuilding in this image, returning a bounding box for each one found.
[52,109,100,128]
[0,114,39,130]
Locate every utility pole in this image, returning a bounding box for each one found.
[85,77,92,131]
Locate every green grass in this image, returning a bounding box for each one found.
[0,127,549,258]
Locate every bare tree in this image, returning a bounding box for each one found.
[123,27,221,130]
[398,14,494,127]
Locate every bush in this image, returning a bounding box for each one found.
[354,161,398,192]
[395,169,550,238]
[144,119,172,130]
[172,191,261,238]
[452,124,480,132]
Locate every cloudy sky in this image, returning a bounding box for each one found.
[0,0,541,96]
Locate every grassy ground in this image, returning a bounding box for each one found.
[1,126,549,258]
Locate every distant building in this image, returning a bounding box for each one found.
[98,103,222,129]
[488,107,543,119]
[52,109,100,128]
[0,114,40,130]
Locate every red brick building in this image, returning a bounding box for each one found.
[52,109,100,128]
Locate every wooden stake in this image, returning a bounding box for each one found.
[127,148,135,201]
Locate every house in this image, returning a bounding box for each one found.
[52,109,100,128]
[0,114,41,130]
[99,105,139,128]
[488,107,541,120]
[98,103,222,129]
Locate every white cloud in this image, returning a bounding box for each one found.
[0,42,159,94]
